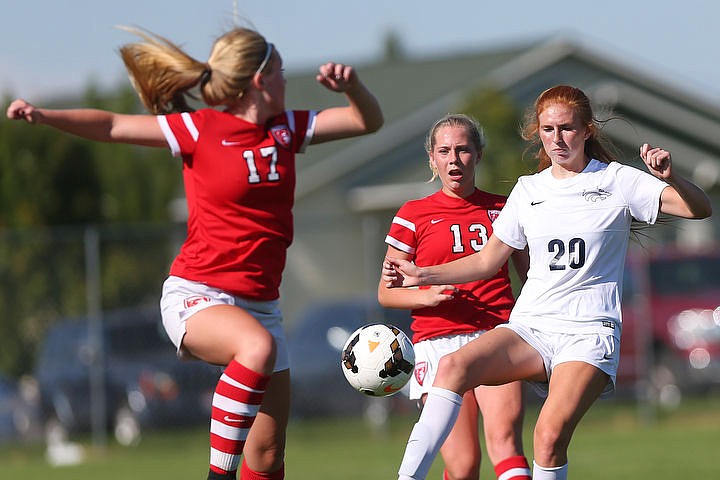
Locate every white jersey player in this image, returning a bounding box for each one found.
[382,85,712,480]
[499,158,665,337]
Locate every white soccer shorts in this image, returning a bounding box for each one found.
[160,275,289,371]
[409,331,486,401]
[498,322,619,398]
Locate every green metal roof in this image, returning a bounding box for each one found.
[284,42,532,162]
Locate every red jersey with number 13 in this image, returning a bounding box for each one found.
[385,189,515,342]
[158,108,316,300]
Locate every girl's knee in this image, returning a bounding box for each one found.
[533,422,571,463]
[236,331,277,373]
[484,428,523,461]
[443,460,479,480]
[441,436,481,480]
[436,353,469,390]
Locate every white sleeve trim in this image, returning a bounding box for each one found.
[646,183,668,225]
[392,215,416,232]
[180,112,199,141]
[298,110,317,153]
[385,235,415,255]
[156,116,180,157]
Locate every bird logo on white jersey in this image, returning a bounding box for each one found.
[582,188,612,202]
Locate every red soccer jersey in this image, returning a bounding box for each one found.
[158,108,316,300]
[385,189,515,343]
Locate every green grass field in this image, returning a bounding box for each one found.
[2,396,719,479]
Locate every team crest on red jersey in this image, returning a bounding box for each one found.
[487,209,501,222]
[270,125,292,150]
[183,295,211,309]
[414,361,428,386]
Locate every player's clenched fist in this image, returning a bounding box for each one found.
[6,99,40,124]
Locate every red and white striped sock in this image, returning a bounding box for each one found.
[208,361,270,477]
[494,455,531,480]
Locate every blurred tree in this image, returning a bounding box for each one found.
[0,111,100,227]
[381,30,405,64]
[457,86,535,296]
[1,85,182,228]
[458,86,535,195]
[0,84,182,377]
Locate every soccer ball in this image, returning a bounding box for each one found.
[340,323,415,397]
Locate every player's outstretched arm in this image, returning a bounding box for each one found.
[6,99,166,147]
[384,236,514,288]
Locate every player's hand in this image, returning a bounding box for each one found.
[6,99,40,124]
[640,143,673,180]
[417,285,457,306]
[316,63,358,93]
[383,257,422,288]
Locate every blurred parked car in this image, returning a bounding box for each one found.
[618,247,720,406]
[287,298,415,419]
[34,305,222,446]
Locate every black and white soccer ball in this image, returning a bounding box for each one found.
[340,323,415,397]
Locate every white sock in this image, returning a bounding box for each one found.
[397,387,463,480]
[532,461,568,480]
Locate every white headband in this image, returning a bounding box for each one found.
[255,42,274,75]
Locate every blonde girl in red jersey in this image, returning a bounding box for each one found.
[7,25,382,480]
[378,114,530,480]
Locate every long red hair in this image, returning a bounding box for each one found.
[521,85,617,171]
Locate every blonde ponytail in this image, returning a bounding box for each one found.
[117,26,271,114]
